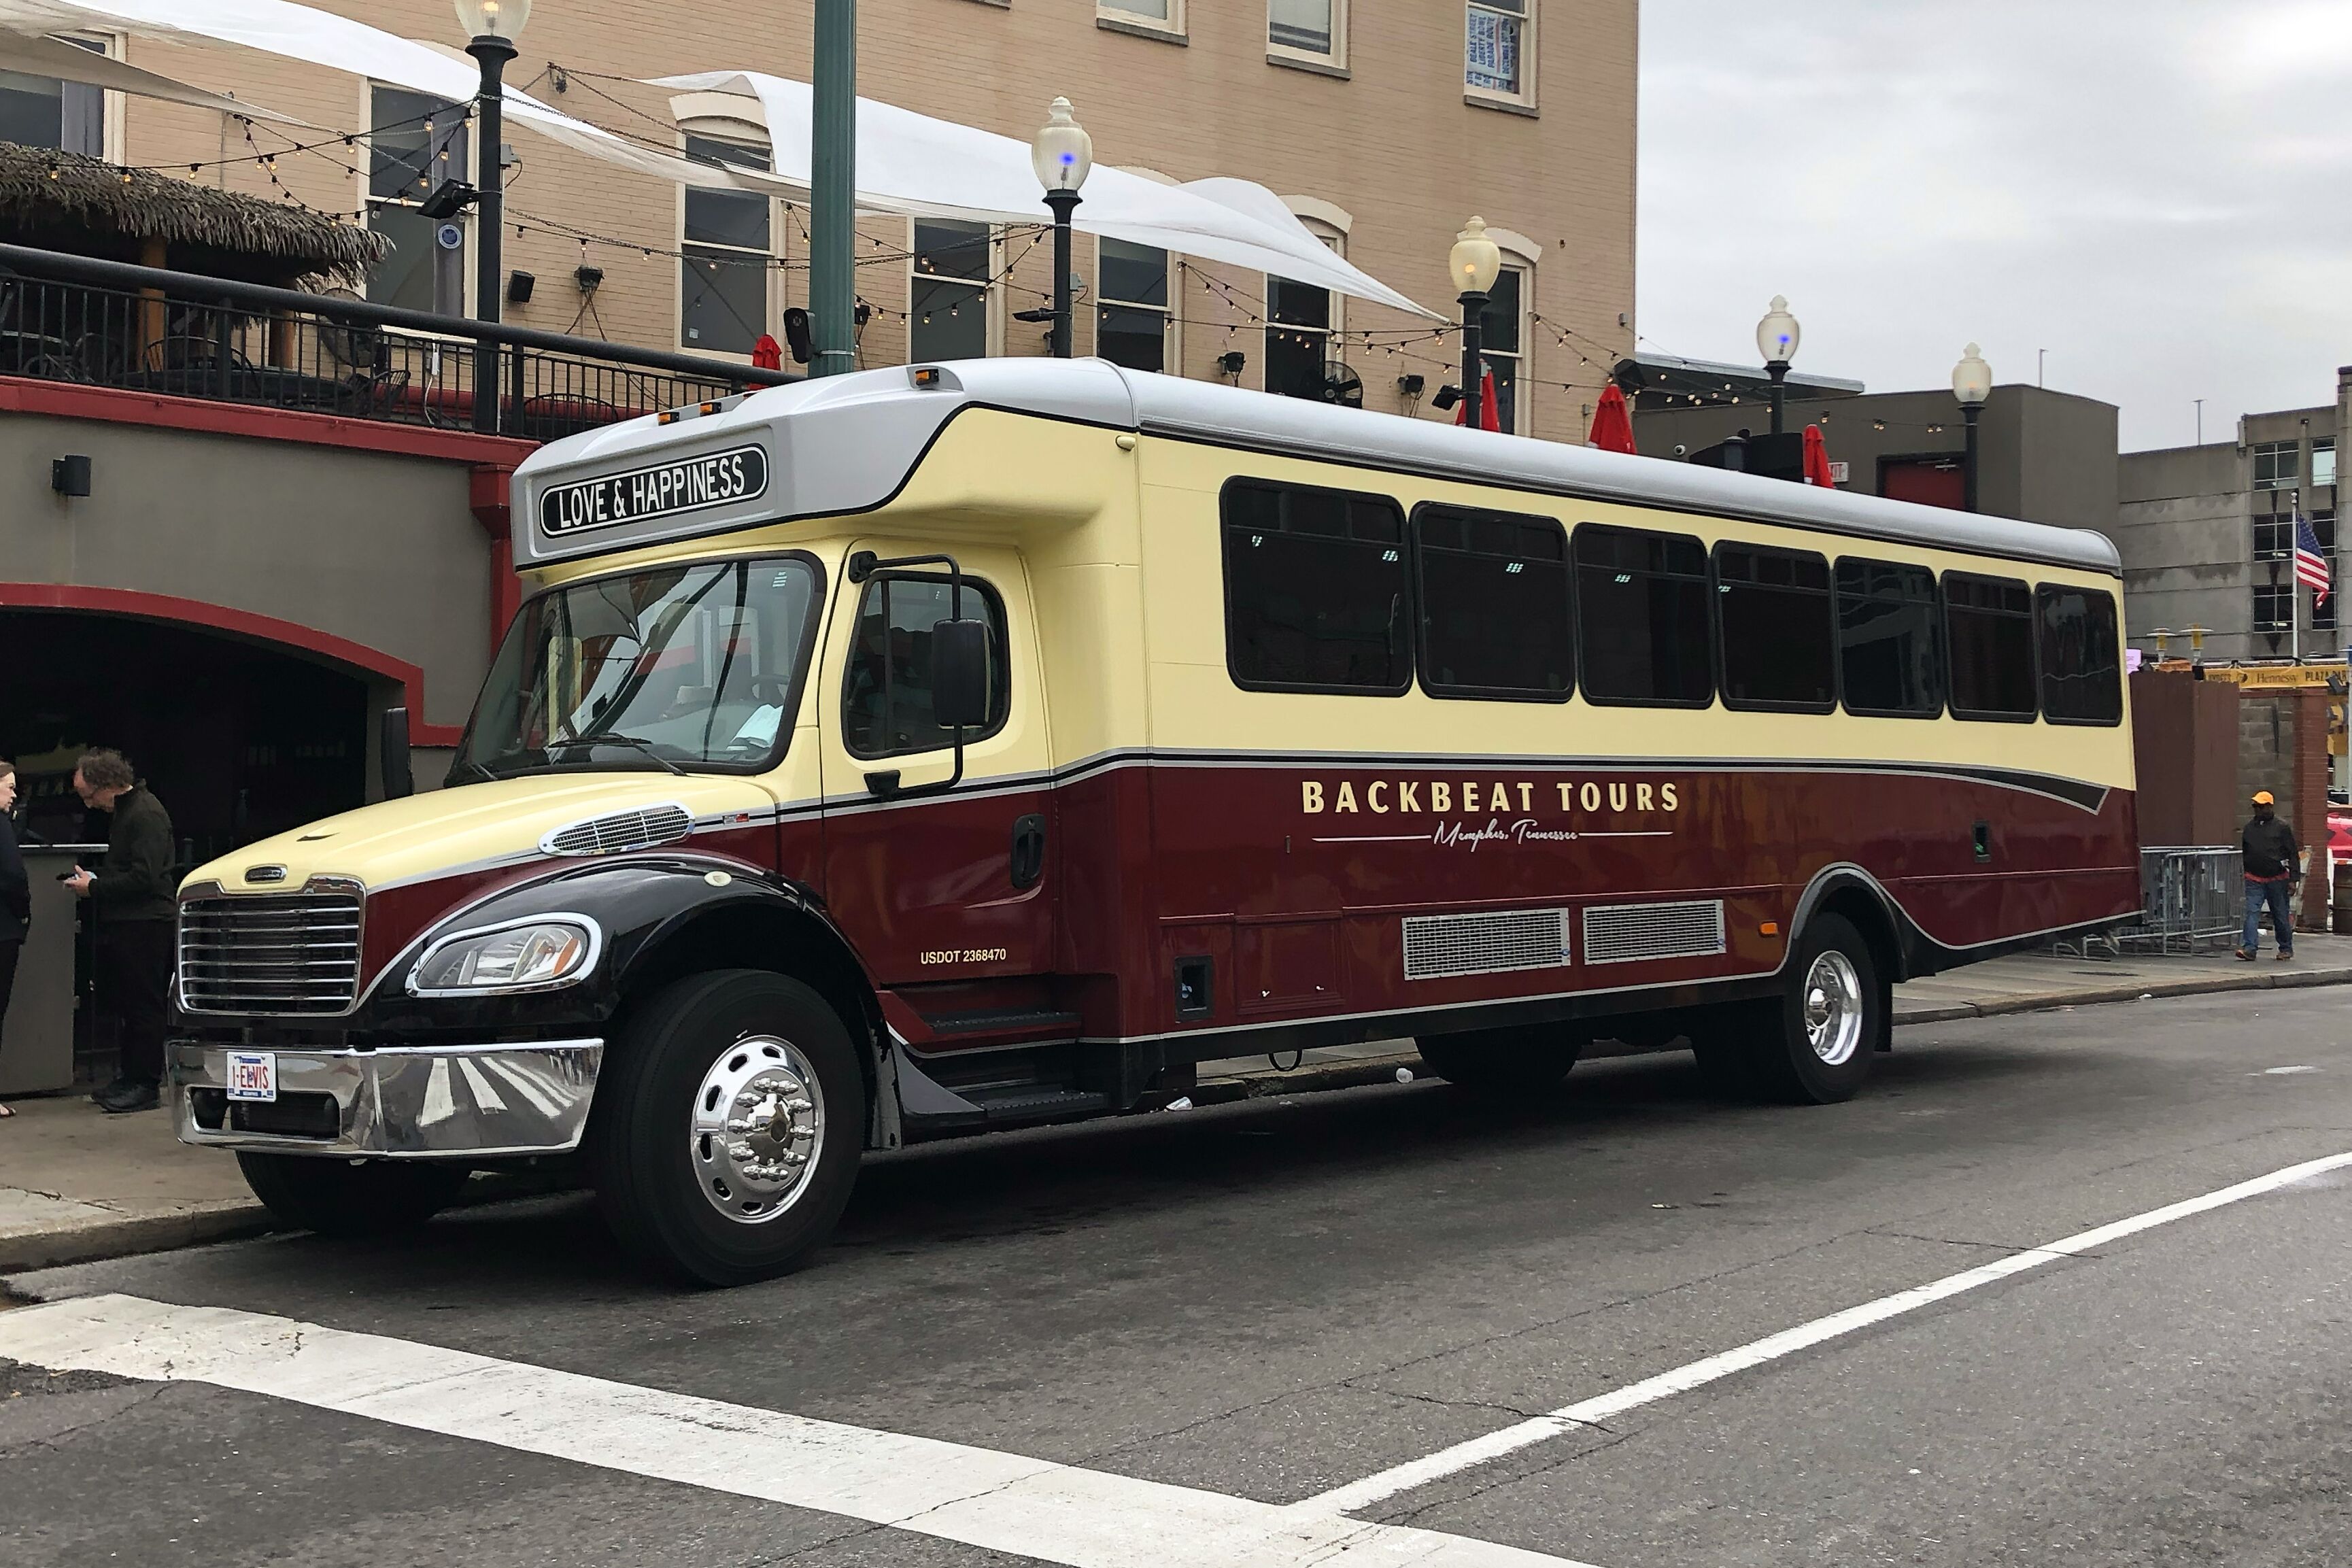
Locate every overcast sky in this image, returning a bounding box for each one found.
[1637,1,2352,452]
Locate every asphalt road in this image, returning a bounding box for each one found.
[6,987,2351,1567]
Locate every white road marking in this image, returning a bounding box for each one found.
[0,1293,1597,1568]
[1308,1148,2352,1515]
[2262,1065,2320,1075]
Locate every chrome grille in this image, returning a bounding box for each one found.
[1582,900,1727,966]
[179,893,363,1015]
[541,803,694,857]
[1402,908,1572,981]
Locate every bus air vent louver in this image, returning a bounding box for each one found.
[541,803,695,857]
[1581,900,1727,965]
[1401,907,1573,981]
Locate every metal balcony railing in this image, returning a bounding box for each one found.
[0,242,794,441]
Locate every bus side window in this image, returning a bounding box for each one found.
[1715,543,1835,712]
[1835,558,1944,718]
[1412,503,1571,701]
[842,573,1011,758]
[1943,572,2038,721]
[2036,584,2123,726]
[1572,524,1714,707]
[1221,478,1412,694]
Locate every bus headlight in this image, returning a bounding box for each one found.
[409,917,600,995]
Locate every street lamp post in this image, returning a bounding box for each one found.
[1450,216,1501,432]
[1756,294,1799,437]
[809,0,856,377]
[455,0,528,434]
[1952,341,1992,513]
[1029,98,1091,360]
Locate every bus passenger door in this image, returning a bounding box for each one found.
[815,543,1059,1029]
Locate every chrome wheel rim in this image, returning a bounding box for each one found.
[689,1035,825,1225]
[1802,951,1864,1066]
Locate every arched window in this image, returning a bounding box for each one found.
[1265,201,1350,402]
[672,106,776,358]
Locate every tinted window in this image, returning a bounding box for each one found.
[1222,480,1411,692]
[1945,573,2037,719]
[2037,585,2123,726]
[1836,559,1943,717]
[1716,545,1834,711]
[1414,505,1571,700]
[843,575,1010,757]
[1574,526,1714,706]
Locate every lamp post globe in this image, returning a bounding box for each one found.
[1756,294,1799,435]
[1451,217,1503,432]
[456,0,530,432]
[1032,97,1092,359]
[1953,342,1992,512]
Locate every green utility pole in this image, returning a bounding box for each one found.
[810,0,857,377]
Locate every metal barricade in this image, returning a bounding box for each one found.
[2115,847,2245,955]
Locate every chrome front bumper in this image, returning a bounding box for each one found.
[171,1038,603,1159]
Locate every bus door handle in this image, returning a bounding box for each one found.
[1010,814,1046,889]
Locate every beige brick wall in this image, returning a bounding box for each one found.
[109,0,1635,445]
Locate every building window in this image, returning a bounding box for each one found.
[1413,504,1571,700]
[1221,478,1411,694]
[1269,0,1344,65]
[1836,559,1944,718]
[2312,511,2338,632]
[1715,545,1836,712]
[843,574,1011,758]
[1573,525,1714,707]
[1478,267,1526,432]
[2035,586,2122,727]
[1096,239,1170,373]
[1265,274,1334,400]
[1943,573,2037,721]
[2254,497,2296,562]
[2251,439,2300,491]
[1100,0,1183,34]
[0,39,104,155]
[679,134,772,356]
[2315,439,2337,492]
[1466,0,1533,103]
[911,220,992,362]
[366,87,470,315]
[2252,583,2293,634]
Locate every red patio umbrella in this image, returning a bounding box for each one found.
[1587,382,1637,454]
[1453,369,1502,432]
[751,333,784,371]
[1802,422,1837,486]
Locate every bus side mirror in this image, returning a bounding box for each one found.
[932,619,992,730]
[380,706,415,800]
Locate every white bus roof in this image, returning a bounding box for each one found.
[510,358,2123,577]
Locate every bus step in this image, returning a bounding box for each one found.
[959,1084,1111,1122]
[923,1008,1084,1036]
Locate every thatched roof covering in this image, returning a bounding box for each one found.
[0,141,387,288]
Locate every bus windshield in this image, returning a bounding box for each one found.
[452,556,821,780]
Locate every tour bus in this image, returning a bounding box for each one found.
[168,358,2138,1284]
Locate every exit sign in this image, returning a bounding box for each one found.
[1828,460,1850,485]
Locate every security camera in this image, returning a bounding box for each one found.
[1672,443,1687,457]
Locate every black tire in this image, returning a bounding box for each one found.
[588,970,866,1287]
[1415,1025,1583,1094]
[235,1152,471,1236]
[1745,913,1881,1104]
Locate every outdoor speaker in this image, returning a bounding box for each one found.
[506,270,535,305]
[50,455,90,496]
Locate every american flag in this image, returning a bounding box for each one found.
[2295,513,2332,604]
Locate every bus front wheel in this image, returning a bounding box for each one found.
[590,969,866,1287]
[1414,1025,1583,1094]
[1702,914,1881,1105]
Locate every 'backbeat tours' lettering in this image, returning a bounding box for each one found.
[1299,777,1680,815]
[539,444,770,537]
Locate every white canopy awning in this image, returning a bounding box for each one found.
[0,0,1442,320]
[653,71,1442,321]
[0,28,302,123]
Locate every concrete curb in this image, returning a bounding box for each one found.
[11,963,2352,1276]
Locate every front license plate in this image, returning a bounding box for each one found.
[225,1051,277,1103]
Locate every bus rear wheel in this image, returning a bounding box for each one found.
[1414,1025,1583,1094]
[590,970,866,1287]
[1699,915,1881,1105]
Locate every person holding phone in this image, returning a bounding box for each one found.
[63,750,176,1113]
[0,761,24,1119]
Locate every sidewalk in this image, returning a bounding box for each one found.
[7,935,2350,1274]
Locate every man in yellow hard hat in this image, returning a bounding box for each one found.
[2237,789,2300,961]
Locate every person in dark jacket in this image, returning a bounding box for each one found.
[64,749,176,1112]
[0,761,24,1119]
[2237,789,2300,963]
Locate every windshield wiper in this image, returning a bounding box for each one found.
[551,732,689,777]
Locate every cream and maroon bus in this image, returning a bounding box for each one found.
[169,358,2136,1283]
